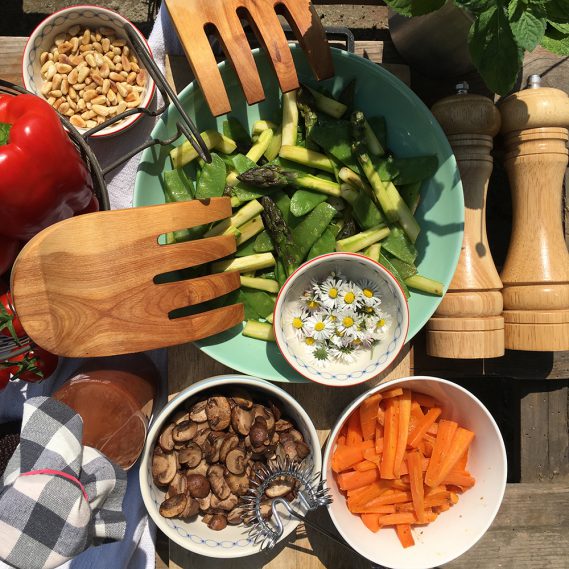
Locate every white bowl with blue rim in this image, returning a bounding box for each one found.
[22,5,155,138]
[139,374,322,559]
[273,252,409,387]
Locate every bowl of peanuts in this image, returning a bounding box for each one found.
[22,5,155,137]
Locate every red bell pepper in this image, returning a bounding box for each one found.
[0,93,96,265]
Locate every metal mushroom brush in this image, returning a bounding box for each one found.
[240,457,362,558]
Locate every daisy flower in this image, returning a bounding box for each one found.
[317,274,344,309]
[329,344,357,364]
[335,308,361,339]
[358,278,382,308]
[370,312,393,340]
[290,308,309,339]
[302,291,321,312]
[304,313,333,342]
[337,282,363,310]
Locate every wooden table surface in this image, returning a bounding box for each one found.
[1,9,568,567]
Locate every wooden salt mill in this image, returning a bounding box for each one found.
[426,82,505,358]
[498,75,569,351]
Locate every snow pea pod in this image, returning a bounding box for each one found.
[273,190,302,228]
[341,186,385,230]
[223,118,251,153]
[235,239,257,257]
[163,168,194,201]
[290,189,328,217]
[399,181,422,214]
[383,251,418,280]
[253,230,275,253]
[379,252,410,299]
[382,225,418,265]
[309,121,361,173]
[195,153,226,198]
[307,227,336,260]
[392,155,438,185]
[292,202,337,259]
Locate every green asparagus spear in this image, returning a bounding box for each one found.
[259,195,303,277]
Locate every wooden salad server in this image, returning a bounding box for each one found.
[10,198,244,358]
[426,82,504,358]
[165,0,334,116]
[497,74,569,351]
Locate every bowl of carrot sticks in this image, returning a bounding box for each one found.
[322,376,507,569]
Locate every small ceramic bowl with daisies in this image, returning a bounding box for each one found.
[273,252,409,387]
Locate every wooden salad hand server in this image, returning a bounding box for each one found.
[10,198,244,358]
[165,0,334,116]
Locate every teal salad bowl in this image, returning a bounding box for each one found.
[134,46,464,383]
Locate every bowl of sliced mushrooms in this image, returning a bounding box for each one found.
[139,374,321,558]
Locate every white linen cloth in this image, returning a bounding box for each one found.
[0,5,179,568]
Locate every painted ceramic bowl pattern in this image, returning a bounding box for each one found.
[139,375,322,559]
[274,253,409,387]
[22,5,155,137]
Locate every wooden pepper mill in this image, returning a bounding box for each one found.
[426,82,505,358]
[498,75,569,351]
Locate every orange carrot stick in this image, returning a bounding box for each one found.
[338,468,379,491]
[394,390,412,476]
[429,427,475,487]
[377,511,437,526]
[338,435,346,446]
[413,392,440,408]
[347,480,390,502]
[349,491,412,511]
[363,447,382,463]
[377,405,385,426]
[346,410,363,445]
[359,393,382,441]
[331,441,375,473]
[361,513,381,532]
[381,387,404,399]
[443,469,476,489]
[455,448,469,471]
[424,420,458,487]
[398,454,429,476]
[380,397,399,479]
[395,524,415,548]
[407,407,442,448]
[408,401,425,435]
[407,449,426,523]
[350,504,396,515]
[353,460,378,472]
[375,426,384,452]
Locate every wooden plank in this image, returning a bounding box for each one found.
[0,37,27,86]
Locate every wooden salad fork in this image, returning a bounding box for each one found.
[165,0,334,116]
[10,198,244,358]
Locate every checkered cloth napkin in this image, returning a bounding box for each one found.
[0,397,127,569]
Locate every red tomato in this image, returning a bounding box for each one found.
[0,291,25,339]
[15,347,59,382]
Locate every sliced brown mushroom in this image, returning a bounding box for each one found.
[193,427,211,449]
[288,429,304,442]
[186,473,211,499]
[197,492,211,512]
[227,507,245,525]
[210,493,238,512]
[152,450,177,486]
[259,500,273,520]
[172,410,190,424]
[189,400,208,423]
[295,440,311,459]
[159,493,187,518]
[265,476,295,498]
[267,400,282,421]
[207,464,231,500]
[202,513,214,524]
[203,432,225,463]
[282,438,299,461]
[172,420,198,442]
[275,419,294,432]
[230,390,254,410]
[231,404,253,436]
[186,459,209,477]
[225,472,249,496]
[249,417,270,448]
[207,513,227,531]
[158,423,175,452]
[180,496,200,519]
[178,442,202,468]
[167,472,188,498]
[219,434,239,463]
[205,397,231,431]
[225,448,247,475]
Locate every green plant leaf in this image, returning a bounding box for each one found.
[0,122,11,146]
[384,0,445,17]
[545,0,569,23]
[468,2,523,95]
[541,24,569,54]
[453,0,495,15]
[508,0,547,51]
[548,21,569,33]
